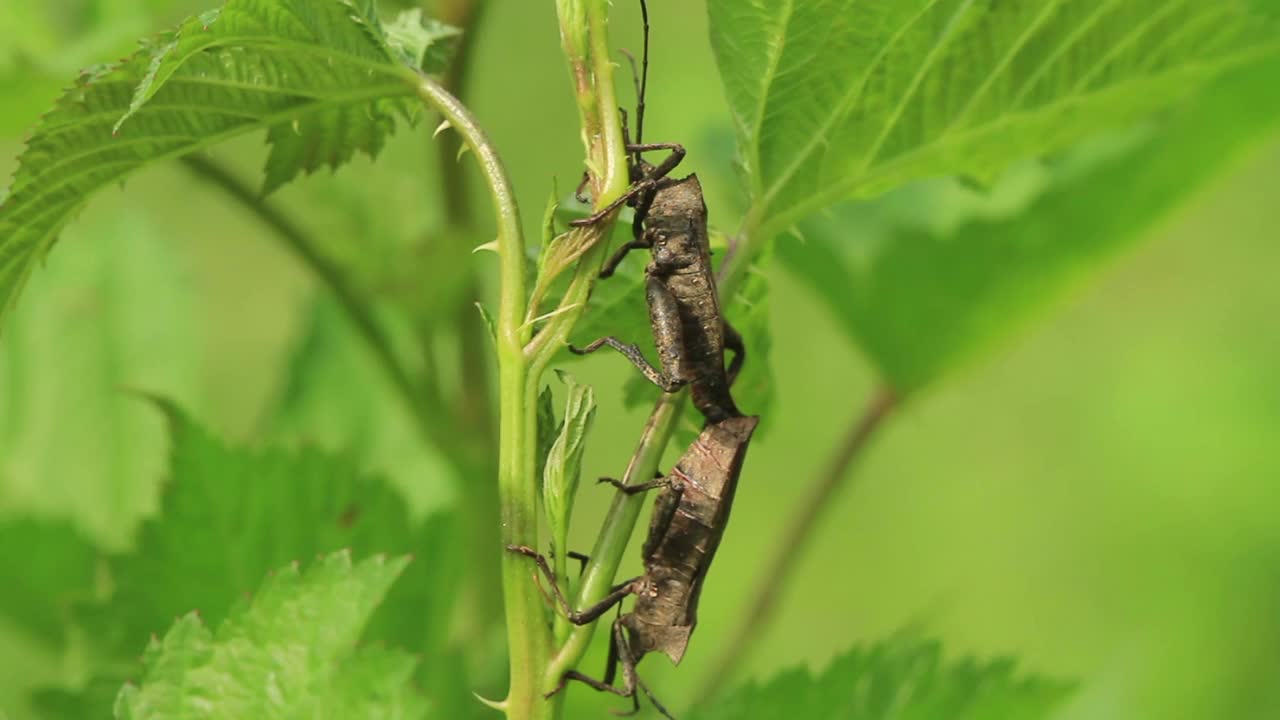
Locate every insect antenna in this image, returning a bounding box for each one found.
[635,0,650,149]
[618,0,651,170]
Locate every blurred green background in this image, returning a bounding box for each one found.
[2,2,1278,719]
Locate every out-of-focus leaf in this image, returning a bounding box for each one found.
[266,296,458,517]
[113,551,428,720]
[725,240,774,420]
[693,639,1074,720]
[0,0,436,329]
[783,55,1280,393]
[0,519,98,646]
[0,214,198,548]
[78,404,458,675]
[707,0,1280,240]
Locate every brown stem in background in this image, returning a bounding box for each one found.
[695,388,898,701]
[179,154,440,437]
[428,0,504,640]
[438,0,493,455]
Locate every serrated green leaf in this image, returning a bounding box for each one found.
[0,0,430,329]
[80,403,457,675]
[784,54,1280,393]
[694,639,1073,720]
[113,551,428,720]
[383,9,461,74]
[0,214,198,548]
[708,0,1280,240]
[0,519,98,646]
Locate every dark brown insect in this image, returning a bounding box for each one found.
[568,0,743,424]
[510,414,759,718]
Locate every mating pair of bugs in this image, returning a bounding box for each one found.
[509,2,759,718]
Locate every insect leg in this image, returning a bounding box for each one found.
[567,550,591,577]
[723,319,746,386]
[597,474,669,495]
[641,479,684,560]
[505,545,639,624]
[635,674,676,720]
[645,277,696,387]
[570,142,686,228]
[574,170,592,204]
[599,237,652,279]
[568,337,684,392]
[611,619,644,717]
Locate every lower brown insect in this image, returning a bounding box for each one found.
[510,414,759,718]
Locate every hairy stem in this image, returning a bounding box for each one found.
[411,72,546,719]
[696,388,898,700]
[179,154,434,443]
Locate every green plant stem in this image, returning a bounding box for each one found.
[695,388,898,701]
[430,0,504,643]
[411,71,545,720]
[178,154,433,437]
[545,391,684,676]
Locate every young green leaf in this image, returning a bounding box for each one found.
[542,371,596,578]
[0,0,456,329]
[784,55,1280,393]
[693,639,1073,720]
[707,0,1280,240]
[84,402,458,667]
[382,9,462,73]
[535,383,558,492]
[113,551,427,720]
[0,214,198,548]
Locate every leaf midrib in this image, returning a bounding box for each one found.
[756,44,1279,239]
[750,0,1277,239]
[854,0,976,177]
[748,0,795,203]
[7,81,410,213]
[754,0,943,217]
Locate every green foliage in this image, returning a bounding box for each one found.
[707,0,1280,240]
[541,371,596,573]
[266,296,458,516]
[0,0,454,329]
[113,550,427,720]
[82,401,457,667]
[784,55,1280,392]
[0,1,187,135]
[0,519,97,646]
[384,9,463,73]
[0,214,198,548]
[725,240,774,419]
[692,639,1074,720]
[1,4,1277,720]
